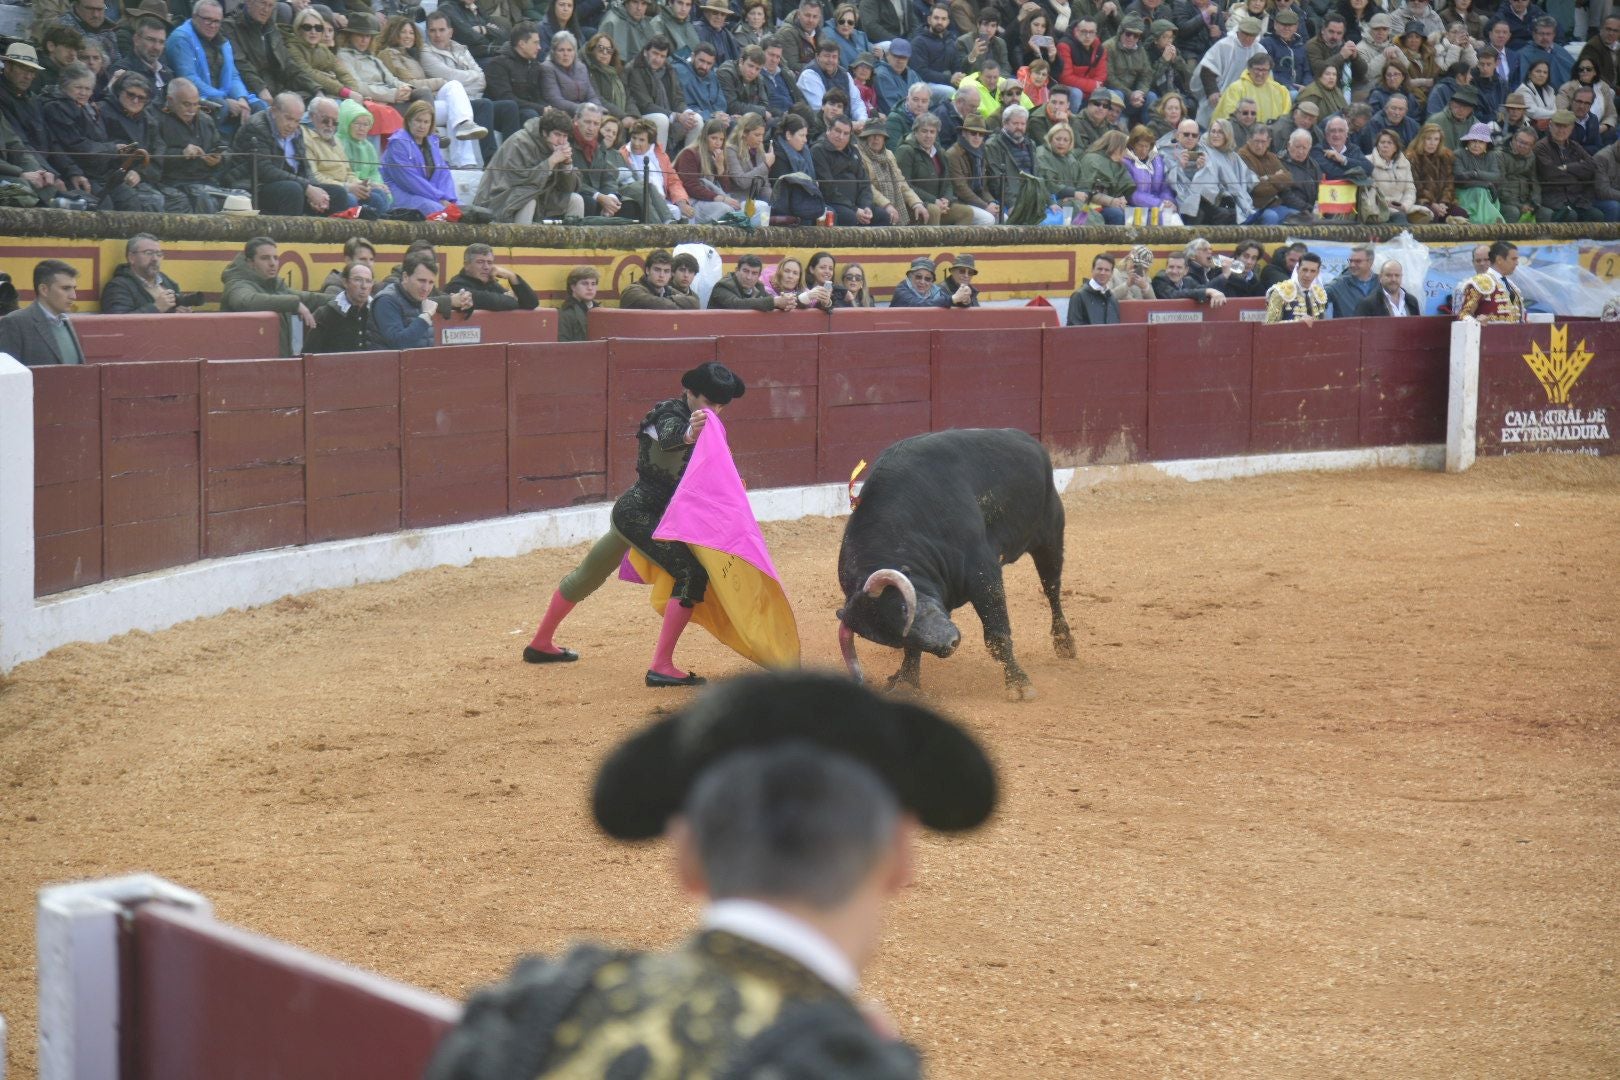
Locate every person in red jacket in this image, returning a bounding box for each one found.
[1057,18,1107,106]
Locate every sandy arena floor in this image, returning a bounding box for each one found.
[1,456,1617,1079]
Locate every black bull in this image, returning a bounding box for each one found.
[836,428,1075,701]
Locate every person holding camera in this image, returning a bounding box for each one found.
[100,234,201,314]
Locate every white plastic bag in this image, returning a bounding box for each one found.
[1511,260,1620,317]
[1370,229,1431,304]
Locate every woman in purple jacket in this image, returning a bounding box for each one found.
[379,99,459,216]
[537,31,602,114]
[1122,124,1184,225]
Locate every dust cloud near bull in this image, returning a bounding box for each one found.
[836,429,1075,700]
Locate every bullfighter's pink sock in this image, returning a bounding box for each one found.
[528,590,576,653]
[649,601,695,678]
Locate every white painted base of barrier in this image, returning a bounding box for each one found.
[1447,318,1482,473]
[36,875,211,1080]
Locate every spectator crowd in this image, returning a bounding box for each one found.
[0,233,1528,364]
[2,0,1620,222]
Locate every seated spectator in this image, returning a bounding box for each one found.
[1152,250,1228,304]
[1515,58,1556,125]
[163,0,256,128]
[1405,120,1466,220]
[380,99,460,219]
[1325,242,1376,317]
[369,250,442,349]
[603,0,663,76]
[1355,258,1421,316]
[1263,249,1327,323]
[848,53,879,117]
[1367,127,1422,222]
[1123,123,1183,223]
[797,38,866,125]
[1237,125,1291,224]
[1262,9,1310,95]
[557,265,599,343]
[839,262,875,306]
[56,1,118,79]
[721,112,773,226]
[678,41,732,131]
[322,236,376,291]
[441,0,509,64]
[808,86,851,141]
[584,34,631,118]
[1561,85,1607,154]
[1271,99,1322,152]
[488,22,548,118]
[1558,57,1616,137]
[1495,92,1536,148]
[44,63,167,211]
[305,96,390,215]
[110,13,173,105]
[537,30,603,116]
[886,80,934,145]
[654,0,702,60]
[1147,92,1189,141]
[100,72,186,211]
[889,256,959,308]
[1217,53,1292,123]
[805,251,849,308]
[625,36,701,149]
[1430,82,1479,148]
[826,3,872,69]
[221,237,328,354]
[566,104,635,217]
[1359,92,1419,154]
[1452,122,1505,221]
[1261,241,1306,289]
[416,12,519,158]
[1184,119,1257,224]
[732,0,773,53]
[1367,63,1413,117]
[984,102,1036,217]
[1499,126,1542,221]
[711,253,799,309]
[305,261,375,352]
[621,249,699,308]
[225,0,321,105]
[234,91,353,216]
[618,116,693,222]
[1535,108,1606,220]
[284,10,360,104]
[1218,241,1268,297]
[1077,128,1133,225]
[0,54,64,207]
[875,38,921,116]
[36,26,82,97]
[377,15,492,151]
[1067,253,1121,325]
[336,14,416,141]
[943,254,981,307]
[0,259,84,366]
[152,76,234,212]
[1297,61,1347,121]
[448,244,542,310]
[956,58,1007,121]
[1034,120,1086,224]
[1276,127,1322,219]
[942,113,1000,223]
[857,125,926,223]
[1311,114,1372,187]
[1394,22,1439,108]
[1,47,59,192]
[717,45,772,124]
[696,1,740,68]
[768,112,825,223]
[672,116,741,218]
[75,35,112,96]
[812,113,877,223]
[1057,17,1108,107]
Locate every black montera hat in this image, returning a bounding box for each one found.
[681,361,746,404]
[592,671,998,840]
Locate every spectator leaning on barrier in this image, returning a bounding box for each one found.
[305,261,375,353]
[558,265,600,343]
[449,244,542,311]
[101,233,197,314]
[621,249,698,309]
[1263,250,1327,324]
[1151,250,1228,305]
[221,237,329,355]
[1325,242,1377,317]
[1066,252,1122,325]
[0,259,84,367]
[369,250,441,349]
[1355,258,1421,316]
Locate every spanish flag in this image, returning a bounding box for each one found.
[1316,179,1357,216]
[624,412,801,668]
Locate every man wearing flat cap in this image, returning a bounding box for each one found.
[424,671,997,1080]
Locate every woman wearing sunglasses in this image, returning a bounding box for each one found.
[824,4,871,68]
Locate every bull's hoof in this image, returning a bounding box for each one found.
[1005,680,1037,702]
[885,674,922,695]
[1053,634,1077,660]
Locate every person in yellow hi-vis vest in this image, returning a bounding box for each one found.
[1215,52,1293,123]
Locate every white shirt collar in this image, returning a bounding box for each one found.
[702,899,858,994]
[1088,277,1111,293]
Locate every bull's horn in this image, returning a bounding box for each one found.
[862,569,916,637]
[838,620,865,683]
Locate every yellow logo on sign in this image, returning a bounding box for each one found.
[1522,324,1594,405]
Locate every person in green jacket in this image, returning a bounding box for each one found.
[892,114,977,223]
[336,97,395,210]
[1077,128,1134,223]
[1035,122,1087,223]
[219,237,329,355]
[558,264,599,341]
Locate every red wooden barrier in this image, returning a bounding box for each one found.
[33,365,104,595]
[829,306,1058,332]
[305,351,403,542]
[131,903,457,1080]
[402,344,509,528]
[1250,324,1361,453]
[102,361,202,578]
[1041,325,1150,465]
[73,312,282,362]
[715,333,821,489]
[436,308,559,347]
[508,341,609,511]
[202,359,307,557]
[1119,297,1269,323]
[605,337,718,492]
[1358,316,1451,447]
[1147,323,1254,460]
[931,328,1044,436]
[817,330,932,483]
[588,307,830,339]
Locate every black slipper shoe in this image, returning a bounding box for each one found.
[645,670,706,688]
[523,646,579,664]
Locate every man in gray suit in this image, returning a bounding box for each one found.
[0,260,85,366]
